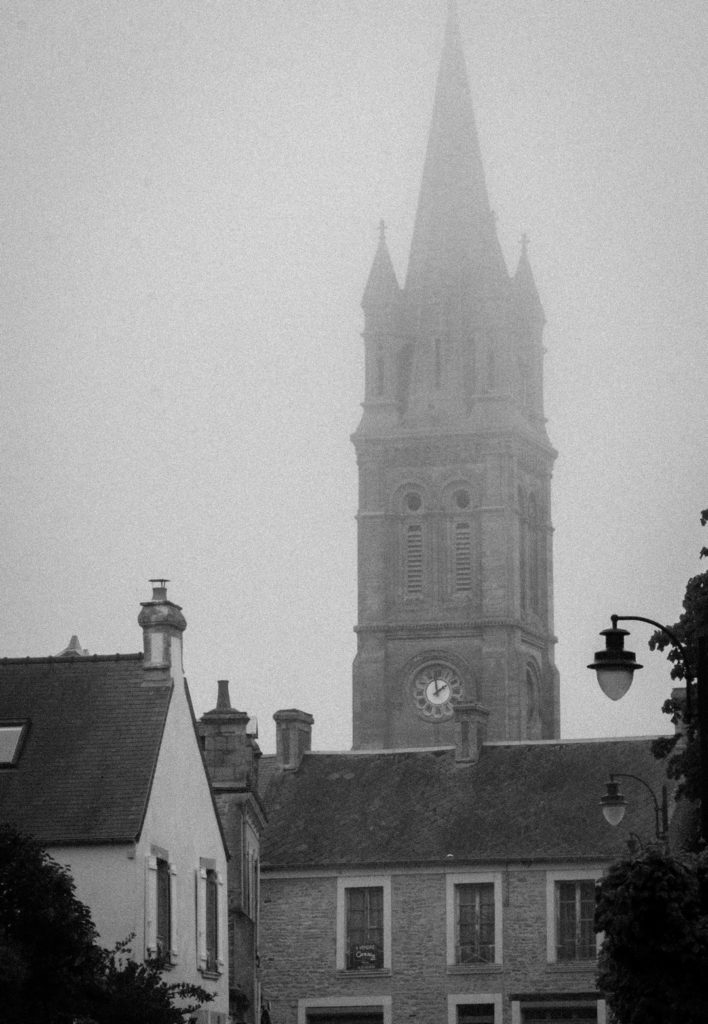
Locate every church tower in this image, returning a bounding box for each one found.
[352,1,560,750]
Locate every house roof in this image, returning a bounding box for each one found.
[260,737,673,869]
[0,655,171,845]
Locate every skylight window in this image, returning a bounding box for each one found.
[0,721,29,766]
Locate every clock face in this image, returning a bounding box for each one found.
[413,663,462,720]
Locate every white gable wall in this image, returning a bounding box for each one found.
[51,670,229,1017]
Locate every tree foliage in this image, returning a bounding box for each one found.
[650,510,708,814]
[0,823,212,1024]
[596,848,708,1024]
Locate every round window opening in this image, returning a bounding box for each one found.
[454,489,471,510]
[406,493,422,512]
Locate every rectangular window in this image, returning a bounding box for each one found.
[555,880,596,961]
[456,883,495,964]
[458,1005,495,1024]
[205,868,218,972]
[156,857,171,959]
[197,860,224,976]
[346,886,383,970]
[448,994,502,1024]
[147,852,177,964]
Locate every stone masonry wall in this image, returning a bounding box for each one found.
[260,866,600,1024]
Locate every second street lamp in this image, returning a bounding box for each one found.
[600,772,669,842]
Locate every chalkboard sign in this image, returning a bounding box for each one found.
[352,943,380,968]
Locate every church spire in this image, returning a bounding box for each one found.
[405,0,506,316]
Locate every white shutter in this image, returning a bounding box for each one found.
[216,870,226,971]
[145,855,158,958]
[169,862,179,964]
[196,866,208,970]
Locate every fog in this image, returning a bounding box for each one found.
[2,1,707,752]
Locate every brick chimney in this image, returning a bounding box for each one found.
[274,709,314,769]
[199,680,260,791]
[453,702,489,763]
[137,579,186,673]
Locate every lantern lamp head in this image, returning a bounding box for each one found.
[588,622,643,701]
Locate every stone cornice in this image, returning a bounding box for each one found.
[355,619,557,645]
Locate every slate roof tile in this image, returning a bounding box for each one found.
[261,738,674,869]
[0,656,171,845]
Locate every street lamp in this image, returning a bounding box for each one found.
[600,772,668,842]
[589,613,708,843]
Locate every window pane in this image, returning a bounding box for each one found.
[156,859,171,958]
[206,869,218,971]
[0,725,24,764]
[456,883,495,963]
[457,1005,495,1024]
[346,887,384,969]
[556,881,595,961]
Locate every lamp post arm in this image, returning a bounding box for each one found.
[610,772,668,841]
[612,614,694,720]
[611,615,693,681]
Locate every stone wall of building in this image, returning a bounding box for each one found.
[260,866,602,1024]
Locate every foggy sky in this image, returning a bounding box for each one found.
[2,1,707,754]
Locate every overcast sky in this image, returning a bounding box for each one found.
[2,1,707,754]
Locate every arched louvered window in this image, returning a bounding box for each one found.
[405,523,423,595]
[454,521,473,591]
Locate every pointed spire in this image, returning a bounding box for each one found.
[362,219,401,314]
[405,0,507,314]
[514,234,545,323]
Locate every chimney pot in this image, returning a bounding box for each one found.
[138,580,186,673]
[216,679,232,710]
[274,708,314,769]
[453,701,489,763]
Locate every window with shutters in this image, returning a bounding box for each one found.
[405,523,423,595]
[546,871,599,963]
[205,869,218,972]
[156,858,171,959]
[146,850,177,965]
[336,876,391,971]
[197,858,225,976]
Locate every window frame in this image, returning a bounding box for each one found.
[446,872,503,967]
[298,996,392,1024]
[0,720,29,767]
[510,998,607,1023]
[336,875,391,972]
[196,857,226,976]
[448,993,503,1024]
[546,869,602,964]
[146,849,178,965]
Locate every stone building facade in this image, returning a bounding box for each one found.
[258,724,668,1024]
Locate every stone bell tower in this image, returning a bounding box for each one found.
[351,0,559,750]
